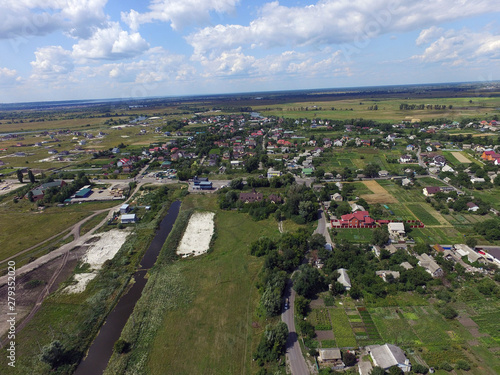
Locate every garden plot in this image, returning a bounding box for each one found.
[361,180,398,204]
[65,229,131,294]
[451,152,472,163]
[177,212,215,257]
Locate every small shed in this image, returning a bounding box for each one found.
[120,204,130,214]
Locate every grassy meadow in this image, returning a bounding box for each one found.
[105,194,283,375]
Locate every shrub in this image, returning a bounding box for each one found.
[113,339,130,354]
[439,305,458,319]
[456,359,471,371]
[412,363,429,374]
[440,362,453,371]
[25,279,43,289]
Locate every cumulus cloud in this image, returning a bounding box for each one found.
[30,46,74,79]
[72,22,149,61]
[0,0,107,40]
[0,67,20,84]
[186,0,500,55]
[122,0,240,31]
[413,28,500,64]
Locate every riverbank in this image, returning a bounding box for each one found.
[0,188,179,374]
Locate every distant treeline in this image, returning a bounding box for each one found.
[400,103,452,110]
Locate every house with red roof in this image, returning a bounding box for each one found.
[335,211,376,227]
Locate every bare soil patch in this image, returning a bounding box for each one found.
[361,180,398,204]
[469,327,488,338]
[316,330,334,341]
[310,298,325,308]
[458,316,478,328]
[0,247,83,337]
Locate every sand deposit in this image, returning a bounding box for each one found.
[177,212,215,257]
[65,229,130,293]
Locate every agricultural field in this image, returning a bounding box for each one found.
[253,96,500,123]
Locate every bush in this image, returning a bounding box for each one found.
[25,279,44,289]
[113,339,130,354]
[440,362,453,371]
[456,359,471,371]
[439,305,458,319]
[412,363,429,374]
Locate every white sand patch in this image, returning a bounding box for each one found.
[65,229,130,294]
[64,272,97,294]
[177,212,215,258]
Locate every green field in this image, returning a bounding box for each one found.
[105,194,281,375]
[406,204,441,225]
[330,308,357,348]
[0,199,118,264]
[334,228,374,243]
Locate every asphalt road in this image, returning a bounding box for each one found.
[282,280,310,375]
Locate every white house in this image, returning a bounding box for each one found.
[417,253,443,277]
[369,344,411,373]
[336,268,351,290]
[388,222,405,240]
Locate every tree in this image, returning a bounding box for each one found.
[373,225,390,246]
[310,233,326,250]
[342,351,357,366]
[27,191,34,202]
[28,169,35,183]
[40,340,65,368]
[293,264,326,298]
[16,169,23,183]
[370,366,387,375]
[412,363,429,374]
[465,237,478,249]
[363,163,380,178]
[230,178,244,190]
[439,305,458,319]
[388,366,402,375]
[113,339,130,354]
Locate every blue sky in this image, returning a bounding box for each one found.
[0,0,499,103]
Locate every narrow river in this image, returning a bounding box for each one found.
[74,200,181,375]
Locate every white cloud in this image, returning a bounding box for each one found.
[186,0,500,55]
[416,26,444,46]
[413,28,500,64]
[72,22,149,61]
[0,67,20,84]
[30,46,74,79]
[122,0,240,31]
[0,0,107,40]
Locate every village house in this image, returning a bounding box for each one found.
[423,186,441,196]
[399,154,412,163]
[318,348,344,369]
[336,268,351,290]
[388,222,405,241]
[467,202,479,212]
[417,253,443,278]
[239,190,263,203]
[369,344,411,372]
[376,270,400,282]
